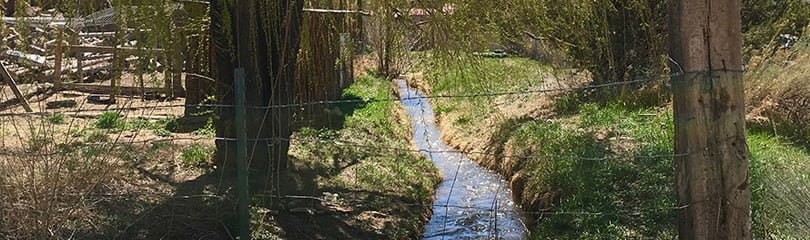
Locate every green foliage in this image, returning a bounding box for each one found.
[747,133,810,238]
[152,128,173,137]
[157,118,180,132]
[436,0,668,100]
[508,105,676,239]
[341,76,399,136]
[432,0,810,105]
[27,132,53,152]
[46,113,66,125]
[95,112,125,130]
[503,105,809,239]
[290,74,440,238]
[180,144,212,166]
[742,0,810,50]
[126,117,153,131]
[192,117,216,137]
[424,56,551,126]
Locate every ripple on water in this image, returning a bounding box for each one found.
[395,80,527,240]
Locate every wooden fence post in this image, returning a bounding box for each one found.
[234,68,251,240]
[53,25,64,90]
[0,62,33,112]
[670,0,751,239]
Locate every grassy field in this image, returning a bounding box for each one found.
[416,56,810,239]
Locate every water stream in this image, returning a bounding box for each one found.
[396,80,527,240]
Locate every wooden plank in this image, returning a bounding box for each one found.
[65,83,179,96]
[0,62,33,112]
[0,83,51,111]
[669,0,750,239]
[68,45,164,55]
[68,31,84,83]
[303,8,371,16]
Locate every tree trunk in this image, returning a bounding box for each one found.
[212,0,305,172]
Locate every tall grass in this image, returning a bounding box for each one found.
[419,56,810,238]
[746,41,810,148]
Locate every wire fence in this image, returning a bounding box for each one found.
[0,66,710,239]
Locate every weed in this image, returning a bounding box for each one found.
[127,117,154,131]
[95,112,125,130]
[46,113,65,124]
[156,118,180,132]
[27,133,53,151]
[180,144,212,166]
[85,131,110,143]
[433,105,455,115]
[192,117,216,137]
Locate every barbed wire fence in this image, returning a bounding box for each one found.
[0,7,747,238]
[0,58,708,239]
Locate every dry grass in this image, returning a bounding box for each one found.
[0,106,220,239]
[0,117,125,238]
[746,46,810,147]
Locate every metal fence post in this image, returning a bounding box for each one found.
[234,68,251,240]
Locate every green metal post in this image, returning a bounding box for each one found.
[234,68,251,240]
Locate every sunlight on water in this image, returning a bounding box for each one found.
[396,80,527,240]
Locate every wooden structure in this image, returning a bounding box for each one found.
[0,62,33,112]
[670,0,751,239]
[2,6,193,110]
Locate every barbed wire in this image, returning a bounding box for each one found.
[18,191,696,218]
[0,72,673,117]
[0,65,708,239]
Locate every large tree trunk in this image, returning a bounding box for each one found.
[212,0,305,171]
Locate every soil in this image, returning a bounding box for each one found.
[0,63,435,239]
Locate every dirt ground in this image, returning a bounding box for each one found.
[1,57,437,239]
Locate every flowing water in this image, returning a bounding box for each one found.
[396,80,527,240]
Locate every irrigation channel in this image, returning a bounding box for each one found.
[396,80,527,239]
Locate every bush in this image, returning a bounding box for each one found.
[1,127,117,239]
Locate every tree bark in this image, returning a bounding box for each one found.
[213,0,305,171]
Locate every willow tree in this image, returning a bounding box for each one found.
[211,0,305,171]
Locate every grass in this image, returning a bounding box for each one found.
[287,74,441,238]
[94,112,125,130]
[180,143,213,166]
[418,56,810,239]
[512,104,676,239]
[46,113,65,124]
[424,56,551,119]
